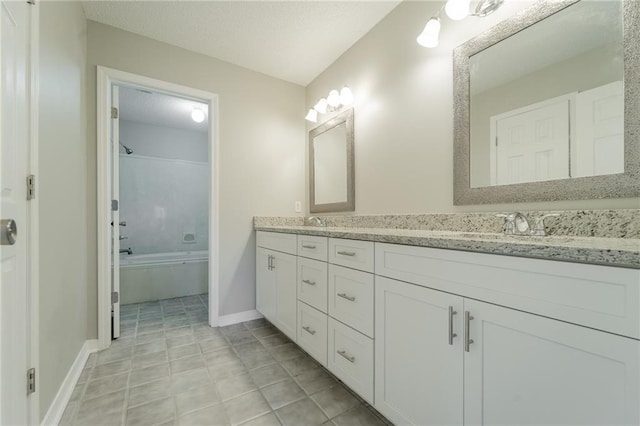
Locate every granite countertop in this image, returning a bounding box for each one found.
[254,224,640,269]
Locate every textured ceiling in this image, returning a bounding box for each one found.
[119,86,209,133]
[82,1,402,86]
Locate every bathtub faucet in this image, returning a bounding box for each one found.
[120,248,133,255]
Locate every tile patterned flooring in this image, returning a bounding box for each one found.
[60,295,391,426]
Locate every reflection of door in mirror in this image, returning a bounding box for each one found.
[574,81,624,177]
[491,98,570,186]
[314,123,347,204]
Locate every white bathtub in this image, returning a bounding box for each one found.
[119,251,208,304]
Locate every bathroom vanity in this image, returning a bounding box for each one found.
[255,214,640,425]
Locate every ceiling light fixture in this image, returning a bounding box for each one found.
[191,108,205,123]
[305,86,354,122]
[417,0,504,48]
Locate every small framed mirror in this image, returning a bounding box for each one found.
[309,108,355,213]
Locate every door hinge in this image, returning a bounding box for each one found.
[111,200,119,211]
[495,137,498,146]
[112,291,119,304]
[26,174,35,200]
[27,368,36,395]
[111,107,118,119]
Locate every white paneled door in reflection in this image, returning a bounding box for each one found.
[492,97,570,186]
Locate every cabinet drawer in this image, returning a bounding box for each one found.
[297,302,328,367]
[375,242,640,339]
[297,257,328,313]
[298,235,328,262]
[256,231,297,255]
[328,318,374,404]
[328,238,374,273]
[328,264,374,337]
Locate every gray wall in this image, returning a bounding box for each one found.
[38,1,88,420]
[305,1,640,213]
[86,21,306,329]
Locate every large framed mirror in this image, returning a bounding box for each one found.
[453,0,639,205]
[309,108,355,213]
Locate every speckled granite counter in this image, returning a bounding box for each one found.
[254,211,640,269]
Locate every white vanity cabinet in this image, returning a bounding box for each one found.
[463,298,639,426]
[256,232,298,341]
[375,276,464,426]
[256,230,640,426]
[374,243,640,426]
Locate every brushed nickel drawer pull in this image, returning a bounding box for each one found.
[302,244,317,249]
[448,306,458,345]
[302,279,316,286]
[337,293,356,302]
[337,251,356,257]
[337,350,355,363]
[302,326,316,335]
[464,311,474,352]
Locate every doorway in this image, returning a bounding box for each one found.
[97,67,219,349]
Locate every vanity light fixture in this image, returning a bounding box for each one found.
[417,0,504,48]
[191,108,205,123]
[445,0,471,20]
[305,108,318,123]
[305,86,354,122]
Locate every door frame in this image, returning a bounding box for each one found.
[96,66,220,350]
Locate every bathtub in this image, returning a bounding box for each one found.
[119,251,208,304]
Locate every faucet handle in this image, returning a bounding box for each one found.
[530,213,560,236]
[496,213,517,235]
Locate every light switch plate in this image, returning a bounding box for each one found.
[295,201,302,213]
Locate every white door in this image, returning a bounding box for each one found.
[574,81,624,177]
[464,299,640,425]
[1,0,31,424]
[494,99,570,185]
[375,276,464,426]
[111,85,120,338]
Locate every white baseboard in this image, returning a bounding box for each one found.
[41,339,99,426]
[217,309,263,327]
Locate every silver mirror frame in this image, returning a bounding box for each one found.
[453,0,640,205]
[309,108,355,213]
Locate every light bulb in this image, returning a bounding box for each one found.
[191,108,205,123]
[327,90,341,107]
[305,108,318,123]
[445,0,470,20]
[417,17,441,48]
[314,98,328,114]
[339,86,354,106]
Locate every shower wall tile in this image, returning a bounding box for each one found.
[119,155,209,255]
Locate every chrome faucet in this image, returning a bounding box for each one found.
[496,212,531,235]
[120,247,133,255]
[497,212,559,236]
[530,214,560,236]
[306,216,326,227]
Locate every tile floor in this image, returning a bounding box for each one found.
[60,295,392,426]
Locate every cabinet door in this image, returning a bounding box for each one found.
[256,247,276,322]
[464,299,640,426]
[375,276,464,426]
[273,251,297,342]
